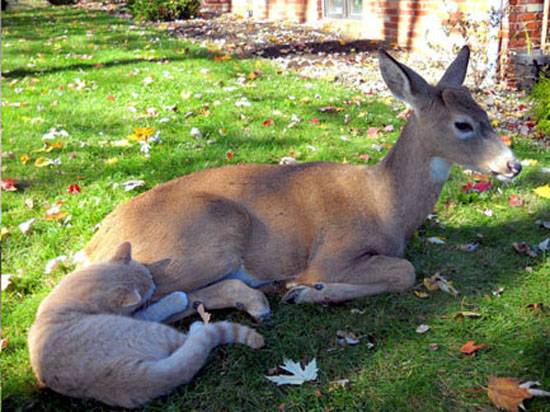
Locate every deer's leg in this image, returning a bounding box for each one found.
[164,279,272,323]
[282,255,415,304]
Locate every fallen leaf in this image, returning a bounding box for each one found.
[0,227,10,240]
[0,338,8,351]
[1,178,18,191]
[310,118,320,125]
[427,236,446,245]
[458,243,479,252]
[20,154,30,164]
[358,154,370,161]
[19,218,36,234]
[34,156,53,167]
[454,311,481,319]
[196,303,211,324]
[423,273,459,297]
[500,135,512,146]
[488,376,550,412]
[512,242,538,257]
[383,124,395,132]
[190,127,203,139]
[508,194,524,207]
[533,184,550,199]
[128,127,155,142]
[263,118,274,126]
[1,274,13,291]
[367,127,379,138]
[414,290,429,299]
[45,255,67,274]
[318,106,342,113]
[122,180,145,192]
[462,181,492,193]
[67,184,81,194]
[266,359,318,386]
[416,324,430,334]
[226,151,234,160]
[336,330,360,345]
[279,156,298,165]
[538,238,549,252]
[460,340,487,355]
[526,303,544,312]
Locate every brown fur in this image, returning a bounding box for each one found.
[82,46,521,315]
[28,242,264,408]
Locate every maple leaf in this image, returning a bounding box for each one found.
[1,178,18,191]
[67,184,81,194]
[266,359,318,386]
[508,194,524,207]
[488,376,550,412]
[460,340,487,355]
[262,118,274,126]
[196,303,211,324]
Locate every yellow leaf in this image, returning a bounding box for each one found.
[128,127,154,142]
[20,154,30,164]
[34,157,51,167]
[44,141,63,152]
[111,139,131,147]
[533,184,550,199]
[44,211,68,221]
[0,227,10,241]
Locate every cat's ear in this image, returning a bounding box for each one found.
[111,241,132,264]
[118,288,142,307]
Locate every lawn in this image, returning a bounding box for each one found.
[1,5,549,412]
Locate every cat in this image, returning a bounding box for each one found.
[28,241,265,408]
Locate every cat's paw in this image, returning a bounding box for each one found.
[189,321,205,335]
[246,330,265,349]
[166,291,189,312]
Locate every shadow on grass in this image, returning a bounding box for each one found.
[3,210,548,411]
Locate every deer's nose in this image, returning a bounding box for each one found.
[507,160,522,177]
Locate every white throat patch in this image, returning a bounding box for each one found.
[430,157,451,183]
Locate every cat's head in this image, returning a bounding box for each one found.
[68,242,156,314]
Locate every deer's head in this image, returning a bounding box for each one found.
[378,46,521,181]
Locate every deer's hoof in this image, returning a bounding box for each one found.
[281,285,309,304]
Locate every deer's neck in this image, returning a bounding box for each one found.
[376,119,449,239]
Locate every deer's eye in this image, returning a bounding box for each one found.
[454,122,474,133]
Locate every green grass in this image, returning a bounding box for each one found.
[2,6,549,412]
[532,77,550,136]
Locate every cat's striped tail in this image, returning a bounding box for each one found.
[188,321,264,349]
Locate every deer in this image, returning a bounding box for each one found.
[80,46,521,323]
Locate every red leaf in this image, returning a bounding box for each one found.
[461,181,492,193]
[226,151,234,160]
[67,184,81,194]
[262,118,274,127]
[500,135,512,146]
[1,178,18,191]
[508,194,524,207]
[460,340,487,355]
[310,118,320,125]
[367,127,379,138]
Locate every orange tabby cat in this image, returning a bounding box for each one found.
[28,242,264,408]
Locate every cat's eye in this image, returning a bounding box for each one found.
[454,122,474,133]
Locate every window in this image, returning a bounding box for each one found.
[324,0,362,19]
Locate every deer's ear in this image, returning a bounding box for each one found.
[378,49,432,110]
[111,241,132,264]
[438,45,470,86]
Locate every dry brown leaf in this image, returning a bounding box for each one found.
[460,340,487,355]
[454,311,481,319]
[196,303,211,324]
[488,376,532,412]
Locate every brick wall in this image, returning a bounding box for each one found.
[201,0,231,14]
